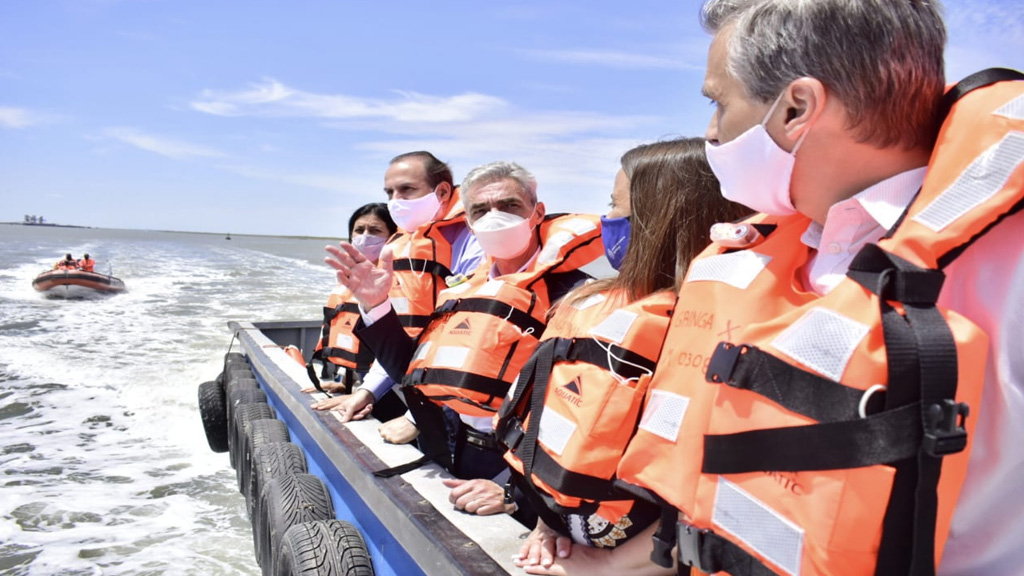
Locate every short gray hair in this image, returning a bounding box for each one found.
[461,161,538,205]
[701,0,947,150]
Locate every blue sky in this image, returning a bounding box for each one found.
[2,1,1022,237]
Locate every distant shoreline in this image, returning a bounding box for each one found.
[0,222,340,241]
[3,222,92,229]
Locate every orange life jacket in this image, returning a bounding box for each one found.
[386,187,469,339]
[312,284,372,374]
[404,213,604,418]
[79,258,95,272]
[614,69,1023,576]
[497,289,675,547]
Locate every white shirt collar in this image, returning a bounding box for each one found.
[802,166,927,249]
[489,248,540,279]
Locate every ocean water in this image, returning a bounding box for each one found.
[0,224,339,575]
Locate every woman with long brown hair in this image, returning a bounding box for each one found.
[498,137,749,569]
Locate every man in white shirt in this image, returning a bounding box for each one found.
[518,1,1024,574]
[313,151,484,435]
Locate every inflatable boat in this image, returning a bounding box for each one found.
[32,269,127,297]
[197,320,524,575]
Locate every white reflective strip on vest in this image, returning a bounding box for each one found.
[771,307,869,382]
[392,297,411,314]
[413,341,432,362]
[588,309,638,345]
[537,407,576,456]
[913,131,1024,232]
[476,279,505,297]
[337,334,355,351]
[994,94,1024,121]
[686,251,772,290]
[562,218,598,235]
[573,292,606,310]
[538,231,575,266]
[507,373,520,399]
[638,389,690,442]
[432,346,470,369]
[713,477,804,576]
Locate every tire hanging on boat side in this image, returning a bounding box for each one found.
[276,520,375,576]
[259,473,335,574]
[231,401,273,472]
[227,387,268,467]
[241,419,290,513]
[197,380,229,453]
[250,442,307,566]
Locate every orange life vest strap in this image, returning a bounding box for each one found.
[849,240,968,574]
[405,367,508,412]
[373,386,453,477]
[433,297,546,338]
[706,342,878,421]
[391,257,453,280]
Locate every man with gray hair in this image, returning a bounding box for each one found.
[517,1,1024,574]
[326,161,602,520]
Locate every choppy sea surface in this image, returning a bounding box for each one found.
[0,224,338,575]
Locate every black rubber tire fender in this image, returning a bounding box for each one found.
[224,351,247,367]
[230,401,274,471]
[226,367,256,384]
[225,377,258,402]
[241,419,290,512]
[250,442,307,564]
[259,474,335,574]
[227,385,265,420]
[276,520,375,576]
[197,380,229,453]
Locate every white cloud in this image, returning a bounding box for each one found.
[0,106,46,129]
[191,79,508,123]
[103,127,226,159]
[520,48,703,71]
[188,80,678,216]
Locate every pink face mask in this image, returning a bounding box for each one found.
[351,234,388,262]
[387,189,441,231]
[471,210,534,260]
[705,91,810,216]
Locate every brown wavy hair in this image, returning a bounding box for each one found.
[564,137,750,307]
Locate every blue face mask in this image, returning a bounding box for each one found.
[600,215,631,270]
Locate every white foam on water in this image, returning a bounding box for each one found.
[0,226,334,575]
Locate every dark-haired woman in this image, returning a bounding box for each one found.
[306,203,397,394]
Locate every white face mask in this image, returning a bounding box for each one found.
[387,188,442,231]
[705,91,809,216]
[471,210,535,260]
[351,234,388,262]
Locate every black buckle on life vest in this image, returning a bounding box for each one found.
[876,267,946,305]
[552,337,575,361]
[650,521,676,568]
[435,299,459,314]
[499,420,524,452]
[922,399,970,457]
[462,425,499,450]
[676,522,715,574]
[705,342,748,386]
